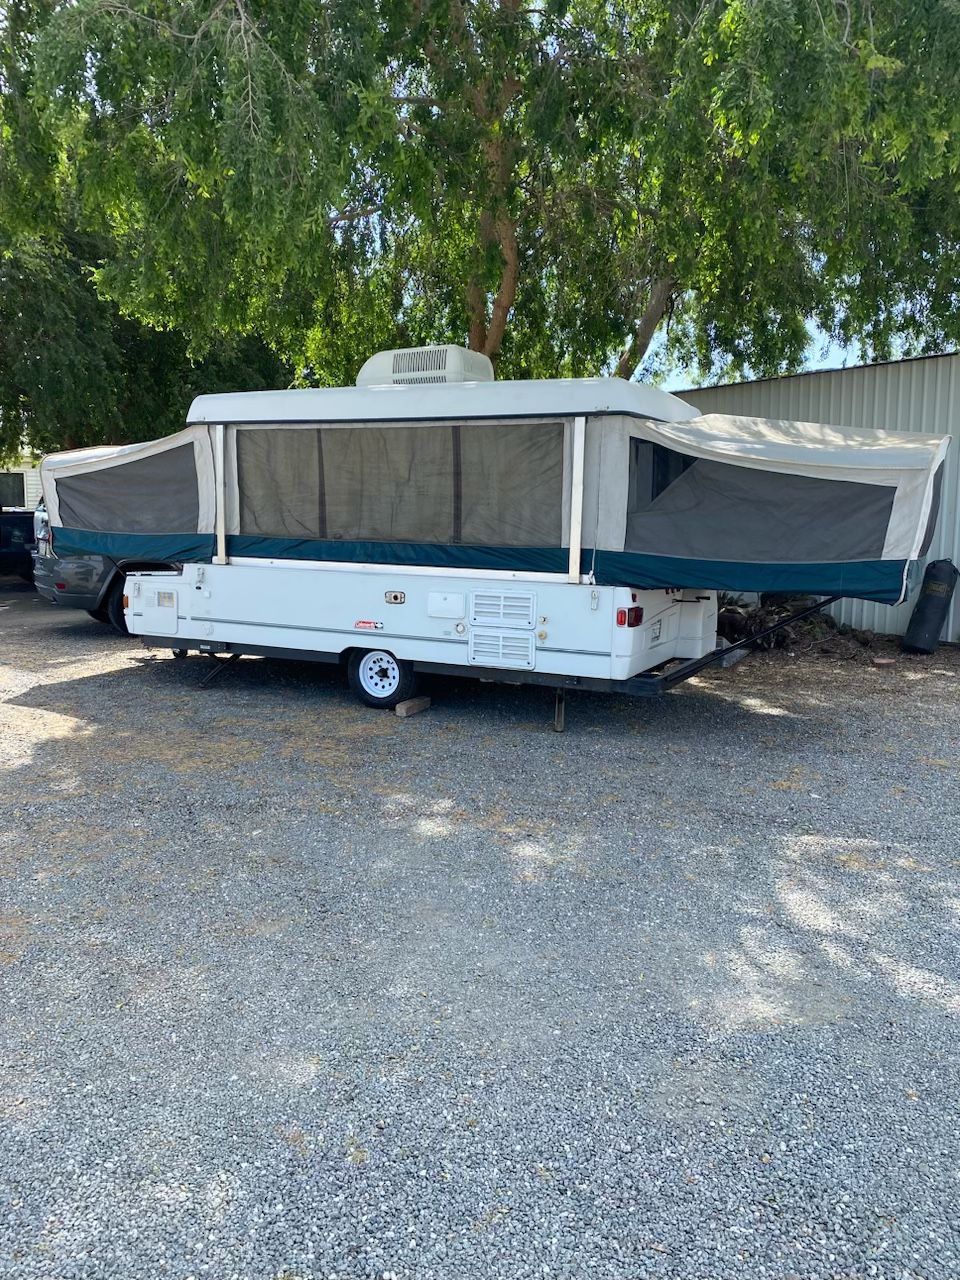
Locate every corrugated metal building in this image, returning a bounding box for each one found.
[687,353,960,641]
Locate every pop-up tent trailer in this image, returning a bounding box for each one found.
[38,346,949,710]
[41,360,947,605]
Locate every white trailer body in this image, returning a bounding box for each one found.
[127,559,719,692]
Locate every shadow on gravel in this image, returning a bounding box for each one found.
[3,636,958,1042]
[4,643,810,739]
[4,591,960,1280]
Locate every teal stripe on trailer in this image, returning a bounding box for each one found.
[53,528,216,562]
[226,535,569,575]
[232,537,909,603]
[53,528,911,604]
[590,551,910,604]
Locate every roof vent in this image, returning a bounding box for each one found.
[356,345,494,387]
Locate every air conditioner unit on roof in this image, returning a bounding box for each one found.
[356,345,494,386]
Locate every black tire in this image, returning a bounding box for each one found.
[347,648,417,709]
[87,607,111,625]
[103,577,129,634]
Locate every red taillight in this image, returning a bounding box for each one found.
[616,607,627,626]
[627,606,643,627]
[55,582,67,590]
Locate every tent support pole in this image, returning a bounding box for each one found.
[213,424,227,564]
[568,415,586,583]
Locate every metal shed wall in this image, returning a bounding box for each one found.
[685,354,960,640]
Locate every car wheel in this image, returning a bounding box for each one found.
[87,608,111,624]
[347,649,417,709]
[103,578,129,635]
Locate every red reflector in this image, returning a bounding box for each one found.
[55,582,67,590]
[627,606,643,627]
[616,608,627,626]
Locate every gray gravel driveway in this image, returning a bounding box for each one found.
[2,578,959,1279]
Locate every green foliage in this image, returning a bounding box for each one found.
[6,0,960,400]
[0,232,290,461]
[0,1,288,459]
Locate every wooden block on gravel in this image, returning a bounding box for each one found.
[395,695,432,717]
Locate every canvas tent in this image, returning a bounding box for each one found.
[40,378,948,604]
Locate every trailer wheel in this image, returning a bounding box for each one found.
[348,649,417,709]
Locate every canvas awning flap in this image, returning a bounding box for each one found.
[41,426,216,535]
[625,462,896,563]
[642,413,948,477]
[622,412,949,573]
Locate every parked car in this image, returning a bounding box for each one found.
[32,504,175,633]
[0,507,37,580]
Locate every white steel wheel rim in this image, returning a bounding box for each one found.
[358,651,401,698]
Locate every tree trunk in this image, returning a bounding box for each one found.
[616,277,676,380]
[464,29,521,360]
[467,281,488,352]
[481,214,519,359]
[466,210,495,352]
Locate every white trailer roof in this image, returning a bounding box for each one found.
[185,377,698,425]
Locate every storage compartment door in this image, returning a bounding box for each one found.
[133,584,180,636]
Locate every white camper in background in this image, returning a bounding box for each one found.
[38,345,949,712]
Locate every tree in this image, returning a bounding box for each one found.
[18,1,960,385]
[0,1,290,459]
[0,234,290,460]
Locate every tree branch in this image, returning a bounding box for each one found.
[467,279,488,351]
[467,208,495,351]
[484,213,519,358]
[328,204,382,226]
[616,276,675,379]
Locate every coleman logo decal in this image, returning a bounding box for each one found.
[354,619,384,631]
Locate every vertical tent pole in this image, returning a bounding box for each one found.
[213,423,227,564]
[568,415,586,583]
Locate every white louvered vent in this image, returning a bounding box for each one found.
[393,348,447,376]
[356,345,495,386]
[470,590,536,629]
[468,630,536,669]
[358,343,499,381]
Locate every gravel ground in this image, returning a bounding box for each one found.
[2,577,960,1280]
